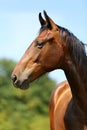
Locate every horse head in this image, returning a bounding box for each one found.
[11,11,65,89]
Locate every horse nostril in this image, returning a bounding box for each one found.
[11,74,17,83]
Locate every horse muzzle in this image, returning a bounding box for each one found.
[11,74,30,90]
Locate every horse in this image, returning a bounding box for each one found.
[11,11,87,130]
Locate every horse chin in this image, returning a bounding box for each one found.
[20,80,30,90]
[13,79,30,90]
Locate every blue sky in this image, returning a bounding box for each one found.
[0,0,87,82]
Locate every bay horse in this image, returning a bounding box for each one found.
[11,11,87,130]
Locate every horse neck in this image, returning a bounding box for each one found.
[62,35,87,114]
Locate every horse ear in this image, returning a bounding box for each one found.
[44,10,57,30]
[39,12,46,26]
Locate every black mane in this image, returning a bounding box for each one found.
[57,25,87,67]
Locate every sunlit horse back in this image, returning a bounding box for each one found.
[11,11,87,130]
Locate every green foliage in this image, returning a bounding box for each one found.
[0,58,55,130]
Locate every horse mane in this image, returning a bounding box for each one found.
[57,25,87,68]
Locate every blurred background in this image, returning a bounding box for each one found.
[0,0,87,130]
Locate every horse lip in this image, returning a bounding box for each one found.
[13,79,30,90]
[20,79,30,90]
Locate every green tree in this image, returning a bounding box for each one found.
[0,58,16,86]
[0,58,56,130]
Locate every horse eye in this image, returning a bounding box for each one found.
[36,41,43,49]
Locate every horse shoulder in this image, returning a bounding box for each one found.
[49,80,72,130]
